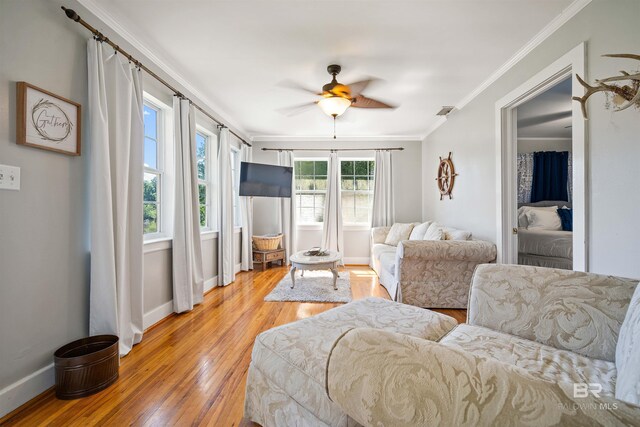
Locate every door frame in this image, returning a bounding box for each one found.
[494,43,587,271]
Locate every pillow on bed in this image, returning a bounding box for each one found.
[518,205,558,228]
[525,208,562,231]
[557,208,573,231]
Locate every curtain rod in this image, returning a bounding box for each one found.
[261,147,404,152]
[61,6,251,147]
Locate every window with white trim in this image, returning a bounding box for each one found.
[143,102,162,235]
[294,159,328,224]
[196,131,212,230]
[231,148,242,227]
[340,159,375,225]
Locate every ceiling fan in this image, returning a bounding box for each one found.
[278,64,396,138]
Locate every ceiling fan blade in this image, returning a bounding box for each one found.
[345,78,376,97]
[351,95,396,109]
[276,102,318,117]
[276,79,321,95]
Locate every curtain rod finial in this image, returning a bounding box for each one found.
[61,6,80,22]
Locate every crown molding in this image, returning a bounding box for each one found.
[251,135,422,143]
[75,0,250,141]
[420,0,592,141]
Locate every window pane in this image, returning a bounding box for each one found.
[143,203,158,233]
[300,194,314,208]
[144,137,157,169]
[315,161,327,175]
[341,160,353,175]
[355,209,370,223]
[199,183,206,205]
[369,161,375,176]
[197,158,206,180]
[144,173,158,202]
[297,177,314,191]
[299,207,315,223]
[200,204,207,227]
[341,192,355,210]
[315,194,325,211]
[298,161,314,175]
[341,177,354,190]
[355,177,370,190]
[354,161,368,175]
[314,208,324,223]
[315,177,327,191]
[143,105,157,139]
[196,133,206,159]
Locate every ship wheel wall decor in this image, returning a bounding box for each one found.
[436,152,458,200]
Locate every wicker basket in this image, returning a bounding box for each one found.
[253,234,282,251]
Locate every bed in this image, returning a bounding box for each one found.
[517,201,573,270]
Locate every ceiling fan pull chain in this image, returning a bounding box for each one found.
[333,116,337,139]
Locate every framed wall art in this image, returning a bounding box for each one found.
[16,81,81,156]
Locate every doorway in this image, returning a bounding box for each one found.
[495,43,587,271]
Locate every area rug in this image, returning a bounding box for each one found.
[264,270,352,303]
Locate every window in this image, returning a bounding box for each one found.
[294,160,328,223]
[143,103,162,235]
[340,159,375,225]
[231,149,242,227]
[196,131,212,230]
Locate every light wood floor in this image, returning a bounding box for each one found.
[1,266,466,426]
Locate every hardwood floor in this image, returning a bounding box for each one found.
[1,266,466,426]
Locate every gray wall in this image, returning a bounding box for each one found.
[253,139,422,261]
[422,0,640,278]
[0,0,245,415]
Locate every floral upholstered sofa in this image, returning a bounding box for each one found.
[371,221,496,308]
[245,264,640,426]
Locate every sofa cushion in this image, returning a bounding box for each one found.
[443,227,472,240]
[423,222,445,240]
[615,283,640,405]
[251,297,457,425]
[441,324,617,397]
[371,243,396,260]
[384,223,415,246]
[409,221,432,240]
[378,252,396,276]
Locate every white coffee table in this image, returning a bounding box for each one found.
[289,250,342,290]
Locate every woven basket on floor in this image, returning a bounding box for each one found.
[253,234,282,251]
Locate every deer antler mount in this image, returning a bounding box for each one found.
[573,53,640,119]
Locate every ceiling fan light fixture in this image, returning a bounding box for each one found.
[318,96,351,117]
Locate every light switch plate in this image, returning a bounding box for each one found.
[0,164,21,190]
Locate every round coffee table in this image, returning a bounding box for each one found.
[289,250,342,290]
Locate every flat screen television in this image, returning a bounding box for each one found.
[239,162,293,198]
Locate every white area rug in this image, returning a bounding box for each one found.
[265,270,352,303]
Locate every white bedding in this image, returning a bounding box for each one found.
[518,228,573,260]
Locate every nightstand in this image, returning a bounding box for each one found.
[253,248,286,271]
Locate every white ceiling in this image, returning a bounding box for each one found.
[90,0,574,140]
[517,76,573,138]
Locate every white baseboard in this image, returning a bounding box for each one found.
[0,363,54,418]
[143,300,174,330]
[235,263,242,274]
[343,257,370,265]
[204,275,218,293]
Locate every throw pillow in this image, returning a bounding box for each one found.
[556,208,573,231]
[615,284,640,405]
[409,221,432,240]
[525,208,562,231]
[423,222,445,240]
[384,223,415,246]
[444,227,472,240]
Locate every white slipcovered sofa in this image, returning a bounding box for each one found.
[371,222,496,308]
[245,264,640,426]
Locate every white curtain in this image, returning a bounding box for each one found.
[371,150,395,227]
[278,151,297,263]
[172,97,204,313]
[240,144,253,271]
[322,152,344,254]
[217,128,235,286]
[87,39,144,356]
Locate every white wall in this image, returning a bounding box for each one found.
[517,138,572,154]
[0,0,246,417]
[253,139,422,263]
[422,0,640,278]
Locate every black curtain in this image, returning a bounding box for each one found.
[531,151,569,202]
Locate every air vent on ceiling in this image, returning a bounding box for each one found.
[436,106,455,116]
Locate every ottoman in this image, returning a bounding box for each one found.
[244,297,458,426]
